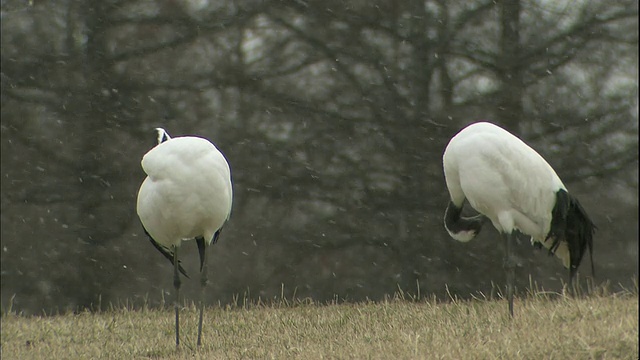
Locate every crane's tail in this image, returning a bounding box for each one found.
[547,189,596,281]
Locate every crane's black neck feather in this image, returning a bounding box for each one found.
[444,201,486,238]
[142,224,189,278]
[159,132,170,143]
[547,189,596,280]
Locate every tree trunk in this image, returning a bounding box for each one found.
[498,0,523,131]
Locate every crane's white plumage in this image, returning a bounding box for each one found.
[444,122,569,264]
[443,121,595,316]
[136,128,232,347]
[137,135,232,248]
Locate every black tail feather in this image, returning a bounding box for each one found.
[212,228,223,245]
[549,189,596,281]
[196,236,206,273]
[142,225,189,278]
[196,229,222,272]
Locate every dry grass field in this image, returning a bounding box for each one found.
[2,286,638,360]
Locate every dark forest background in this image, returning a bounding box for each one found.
[1,0,638,315]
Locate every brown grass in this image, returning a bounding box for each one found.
[2,287,638,359]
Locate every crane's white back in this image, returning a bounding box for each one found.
[136,135,232,249]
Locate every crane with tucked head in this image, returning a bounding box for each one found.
[136,128,232,347]
[442,121,595,316]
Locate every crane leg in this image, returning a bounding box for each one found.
[197,242,208,347]
[567,273,573,296]
[503,232,515,317]
[173,245,181,347]
[567,270,578,298]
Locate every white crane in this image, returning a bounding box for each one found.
[442,121,595,316]
[136,128,232,346]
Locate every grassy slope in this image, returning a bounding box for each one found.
[2,291,638,360]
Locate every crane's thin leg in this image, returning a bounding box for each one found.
[196,238,208,347]
[173,245,181,347]
[568,273,574,297]
[503,232,515,317]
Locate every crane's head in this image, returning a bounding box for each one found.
[155,128,171,145]
[444,201,487,242]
